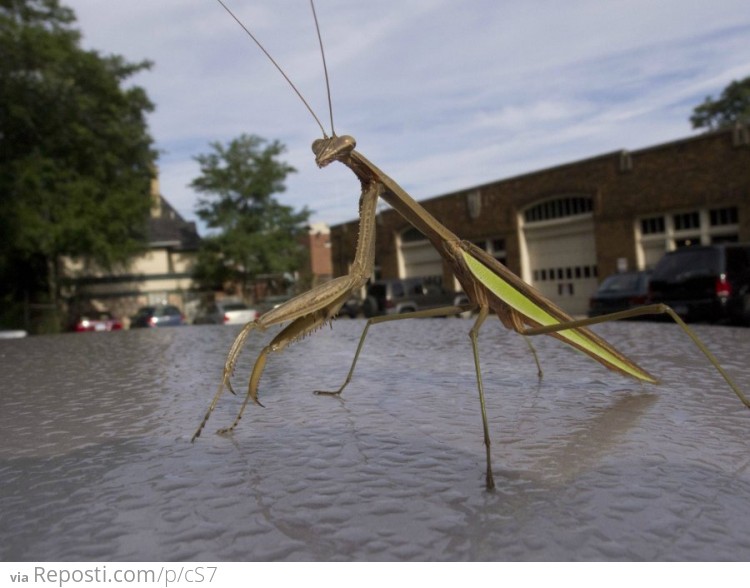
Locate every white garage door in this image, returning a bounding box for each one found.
[522,197,598,316]
[399,228,443,278]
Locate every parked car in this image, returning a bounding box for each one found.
[452,292,476,318]
[336,296,362,318]
[362,277,456,317]
[0,329,27,339]
[71,311,123,332]
[194,300,259,325]
[648,243,750,324]
[130,305,185,328]
[588,271,651,318]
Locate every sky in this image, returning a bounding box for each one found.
[63,0,750,233]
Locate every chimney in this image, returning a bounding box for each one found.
[150,174,162,218]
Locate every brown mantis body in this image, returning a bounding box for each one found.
[193,1,749,490]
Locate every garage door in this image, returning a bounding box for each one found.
[399,228,443,278]
[522,197,598,316]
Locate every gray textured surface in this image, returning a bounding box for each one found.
[1,318,749,561]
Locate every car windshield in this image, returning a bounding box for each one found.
[222,303,248,311]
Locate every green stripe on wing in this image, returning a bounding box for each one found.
[461,250,656,383]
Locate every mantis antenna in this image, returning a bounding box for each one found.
[309,0,336,137]
[214,0,330,138]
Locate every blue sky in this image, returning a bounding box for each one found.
[65,0,750,232]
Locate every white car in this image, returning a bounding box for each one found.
[194,301,259,325]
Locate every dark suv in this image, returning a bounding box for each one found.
[648,243,750,324]
[362,277,458,318]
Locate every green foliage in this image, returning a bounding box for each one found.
[191,134,311,294]
[690,76,750,131]
[0,0,156,330]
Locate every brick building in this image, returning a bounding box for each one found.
[301,222,333,286]
[330,125,750,315]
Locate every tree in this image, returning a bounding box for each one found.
[191,134,311,297]
[0,0,156,332]
[690,76,750,131]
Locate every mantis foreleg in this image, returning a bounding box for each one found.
[217,307,337,435]
[192,180,381,442]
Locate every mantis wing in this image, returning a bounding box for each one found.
[459,244,658,384]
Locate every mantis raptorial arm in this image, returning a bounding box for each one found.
[192,180,381,441]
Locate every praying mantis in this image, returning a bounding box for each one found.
[193,0,750,490]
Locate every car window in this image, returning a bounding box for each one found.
[599,273,640,293]
[408,282,424,295]
[223,303,247,311]
[652,249,721,280]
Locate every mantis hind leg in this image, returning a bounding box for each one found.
[468,307,495,490]
[523,303,750,409]
[522,335,543,379]
[313,304,474,396]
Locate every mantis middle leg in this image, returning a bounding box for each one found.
[314,304,475,396]
[314,302,498,490]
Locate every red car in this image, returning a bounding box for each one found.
[72,311,123,332]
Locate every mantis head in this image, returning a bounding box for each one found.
[312,135,356,167]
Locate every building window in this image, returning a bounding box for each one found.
[534,264,597,281]
[524,197,593,223]
[636,206,740,269]
[401,227,427,242]
[472,237,506,265]
[640,216,665,235]
[710,206,738,226]
[673,211,700,231]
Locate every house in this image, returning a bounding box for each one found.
[66,176,202,326]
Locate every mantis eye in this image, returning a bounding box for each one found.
[312,138,326,157]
